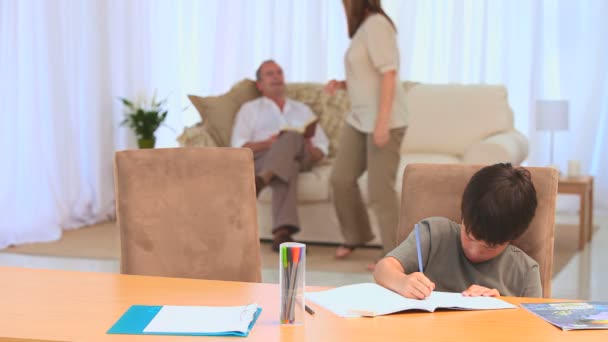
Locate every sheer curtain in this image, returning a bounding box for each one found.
[1,0,606,248]
[1,0,118,247]
[388,0,608,212]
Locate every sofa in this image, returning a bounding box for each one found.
[178,79,528,245]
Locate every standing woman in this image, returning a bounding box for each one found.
[325,0,408,269]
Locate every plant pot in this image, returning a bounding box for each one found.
[138,138,156,149]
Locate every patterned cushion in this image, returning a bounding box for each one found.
[176,123,218,148]
[188,79,260,147]
[285,83,350,158]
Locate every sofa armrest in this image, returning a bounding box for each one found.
[177,123,219,148]
[463,130,529,165]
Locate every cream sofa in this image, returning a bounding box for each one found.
[178,79,528,245]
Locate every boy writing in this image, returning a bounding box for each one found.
[374,163,542,299]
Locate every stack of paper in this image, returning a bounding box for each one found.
[108,303,262,337]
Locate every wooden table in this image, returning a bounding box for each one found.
[1,267,606,341]
[558,176,594,250]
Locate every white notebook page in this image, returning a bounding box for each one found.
[143,304,259,334]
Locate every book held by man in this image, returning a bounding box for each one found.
[305,283,516,318]
[280,117,319,139]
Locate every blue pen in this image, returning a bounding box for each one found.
[414,223,423,273]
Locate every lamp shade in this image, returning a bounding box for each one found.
[536,100,569,131]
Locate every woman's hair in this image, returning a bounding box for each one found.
[461,163,538,246]
[343,0,396,38]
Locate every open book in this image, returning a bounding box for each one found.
[280,117,319,139]
[305,283,516,318]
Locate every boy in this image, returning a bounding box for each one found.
[374,163,542,299]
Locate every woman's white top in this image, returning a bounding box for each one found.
[344,14,408,133]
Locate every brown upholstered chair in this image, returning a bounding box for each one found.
[397,164,558,297]
[114,147,262,282]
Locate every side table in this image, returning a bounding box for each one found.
[557,176,594,250]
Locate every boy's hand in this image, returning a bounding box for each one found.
[399,272,435,300]
[462,285,500,297]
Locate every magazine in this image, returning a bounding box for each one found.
[521,302,608,330]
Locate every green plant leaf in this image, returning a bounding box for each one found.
[119,97,135,110]
[118,92,180,142]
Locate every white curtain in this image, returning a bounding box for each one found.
[388,0,608,212]
[1,0,606,248]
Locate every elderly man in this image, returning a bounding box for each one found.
[231,60,329,251]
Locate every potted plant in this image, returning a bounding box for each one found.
[119,92,169,149]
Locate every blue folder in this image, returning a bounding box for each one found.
[107,305,263,337]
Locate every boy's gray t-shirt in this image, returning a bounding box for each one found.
[387,217,542,297]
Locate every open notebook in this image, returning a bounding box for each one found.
[107,304,262,337]
[305,283,516,318]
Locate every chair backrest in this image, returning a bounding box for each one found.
[114,147,261,282]
[397,164,558,297]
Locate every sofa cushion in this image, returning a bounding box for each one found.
[396,154,462,196]
[188,79,260,146]
[402,84,514,156]
[257,163,333,203]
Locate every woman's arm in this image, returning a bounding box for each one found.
[323,79,347,95]
[373,70,396,147]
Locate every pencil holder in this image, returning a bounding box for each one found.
[279,242,306,325]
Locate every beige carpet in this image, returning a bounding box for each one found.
[2,221,120,260]
[0,221,594,276]
[0,221,380,274]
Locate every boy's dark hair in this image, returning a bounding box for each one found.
[461,163,537,246]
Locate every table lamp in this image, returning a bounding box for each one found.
[536,100,569,168]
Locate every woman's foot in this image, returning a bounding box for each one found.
[335,245,356,259]
[271,227,294,252]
